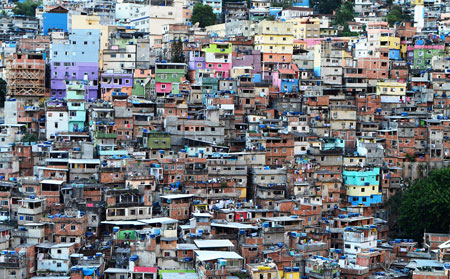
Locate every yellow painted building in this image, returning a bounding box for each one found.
[254,21,294,54]
[230,66,253,79]
[346,184,381,197]
[380,35,401,50]
[400,43,409,59]
[247,263,301,279]
[376,82,407,96]
[288,17,320,39]
[410,0,423,5]
[71,14,112,51]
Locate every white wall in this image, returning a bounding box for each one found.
[46,111,68,139]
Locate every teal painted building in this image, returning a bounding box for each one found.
[67,82,87,132]
[322,137,345,151]
[343,167,382,206]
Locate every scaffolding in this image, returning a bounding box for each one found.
[5,53,46,97]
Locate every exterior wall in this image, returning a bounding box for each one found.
[344,168,382,206]
[67,83,87,132]
[148,0,185,37]
[43,13,67,35]
[46,110,68,139]
[50,29,100,99]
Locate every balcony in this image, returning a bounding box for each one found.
[18,206,43,215]
[185,169,208,175]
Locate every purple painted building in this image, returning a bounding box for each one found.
[49,29,100,100]
[50,62,99,100]
[232,50,262,75]
[188,50,205,71]
[100,72,133,101]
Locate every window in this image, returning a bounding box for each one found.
[70,237,76,243]
[71,225,76,231]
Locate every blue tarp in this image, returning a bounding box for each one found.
[83,268,95,276]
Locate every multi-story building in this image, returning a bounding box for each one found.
[202,42,232,78]
[344,168,382,206]
[5,53,46,98]
[254,21,294,80]
[50,29,100,100]
[154,63,188,98]
[66,82,87,133]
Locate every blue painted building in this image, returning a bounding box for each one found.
[50,29,100,99]
[344,167,382,206]
[43,6,68,35]
[292,0,310,7]
[280,78,299,93]
[273,69,299,93]
[389,49,401,60]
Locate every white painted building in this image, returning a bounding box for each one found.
[115,3,145,21]
[147,0,185,41]
[280,7,314,20]
[46,109,69,140]
[343,226,377,259]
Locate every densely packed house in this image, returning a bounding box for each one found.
[0,0,449,278]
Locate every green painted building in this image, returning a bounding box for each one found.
[155,63,187,98]
[146,131,171,149]
[410,45,445,70]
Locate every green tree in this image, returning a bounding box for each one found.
[12,0,40,17]
[389,167,450,242]
[385,5,411,27]
[310,0,342,14]
[170,39,184,63]
[334,1,354,26]
[191,3,217,28]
